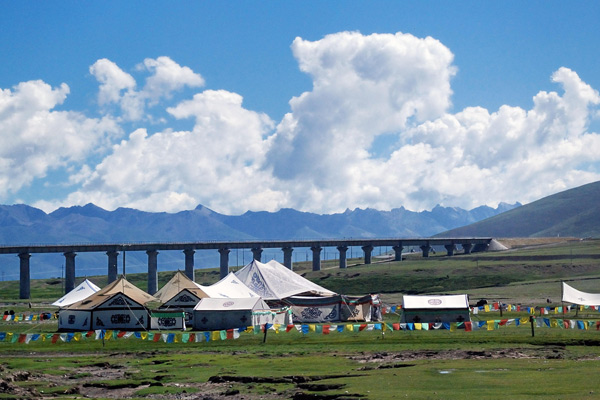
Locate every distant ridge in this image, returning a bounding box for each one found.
[438,181,600,238]
[0,202,517,278]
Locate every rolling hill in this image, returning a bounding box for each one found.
[438,181,600,238]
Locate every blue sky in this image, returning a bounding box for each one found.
[1,2,599,215]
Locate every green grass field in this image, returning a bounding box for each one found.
[1,238,600,399]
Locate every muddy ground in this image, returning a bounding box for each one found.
[1,346,595,400]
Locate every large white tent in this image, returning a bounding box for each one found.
[401,294,470,324]
[562,282,600,306]
[52,279,101,308]
[234,259,336,301]
[192,297,273,331]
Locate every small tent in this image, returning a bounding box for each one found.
[192,297,273,331]
[155,271,209,325]
[562,282,600,306]
[58,276,158,331]
[52,279,100,308]
[150,309,186,331]
[401,294,470,324]
[234,259,336,301]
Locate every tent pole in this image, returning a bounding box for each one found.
[561,280,565,317]
[263,323,268,343]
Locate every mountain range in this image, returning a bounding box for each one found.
[0,201,519,279]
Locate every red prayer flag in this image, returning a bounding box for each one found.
[226,329,234,340]
[322,325,330,334]
[499,319,508,326]
[286,324,294,332]
[18,334,27,343]
[51,334,60,344]
[392,323,400,331]
[117,331,127,338]
[189,333,196,342]
[359,324,367,331]
[464,321,472,332]
[153,334,161,342]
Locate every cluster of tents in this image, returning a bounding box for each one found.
[55,259,382,332]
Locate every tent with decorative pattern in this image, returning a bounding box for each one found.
[58,276,158,331]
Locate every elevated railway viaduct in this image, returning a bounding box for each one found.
[0,237,493,299]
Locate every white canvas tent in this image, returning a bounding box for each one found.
[562,282,600,306]
[192,297,274,331]
[286,294,382,323]
[199,272,260,299]
[58,276,158,331]
[52,279,101,308]
[401,294,470,324]
[234,259,336,301]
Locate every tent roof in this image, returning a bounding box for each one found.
[154,271,208,303]
[234,259,336,300]
[199,272,259,299]
[193,297,270,311]
[65,276,158,310]
[562,282,600,306]
[52,279,101,307]
[402,294,469,310]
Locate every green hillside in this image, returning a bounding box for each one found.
[438,181,600,238]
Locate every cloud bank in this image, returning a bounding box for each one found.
[1,32,599,214]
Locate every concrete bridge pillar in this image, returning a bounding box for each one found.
[64,252,77,294]
[311,246,322,271]
[184,248,195,281]
[251,247,263,262]
[362,245,374,265]
[219,248,230,279]
[107,250,119,284]
[337,245,348,269]
[282,247,294,270]
[445,244,456,256]
[420,245,430,258]
[462,243,473,254]
[19,253,31,299]
[146,250,159,295]
[393,245,403,261]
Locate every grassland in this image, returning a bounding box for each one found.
[1,238,600,399]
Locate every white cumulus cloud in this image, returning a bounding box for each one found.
[12,33,600,216]
[0,80,120,201]
[51,89,277,214]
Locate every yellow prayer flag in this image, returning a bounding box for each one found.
[484,305,490,312]
[450,323,456,332]
[550,320,558,328]
[309,324,316,332]
[345,324,354,332]
[211,331,220,341]
[487,320,495,331]
[414,323,422,330]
